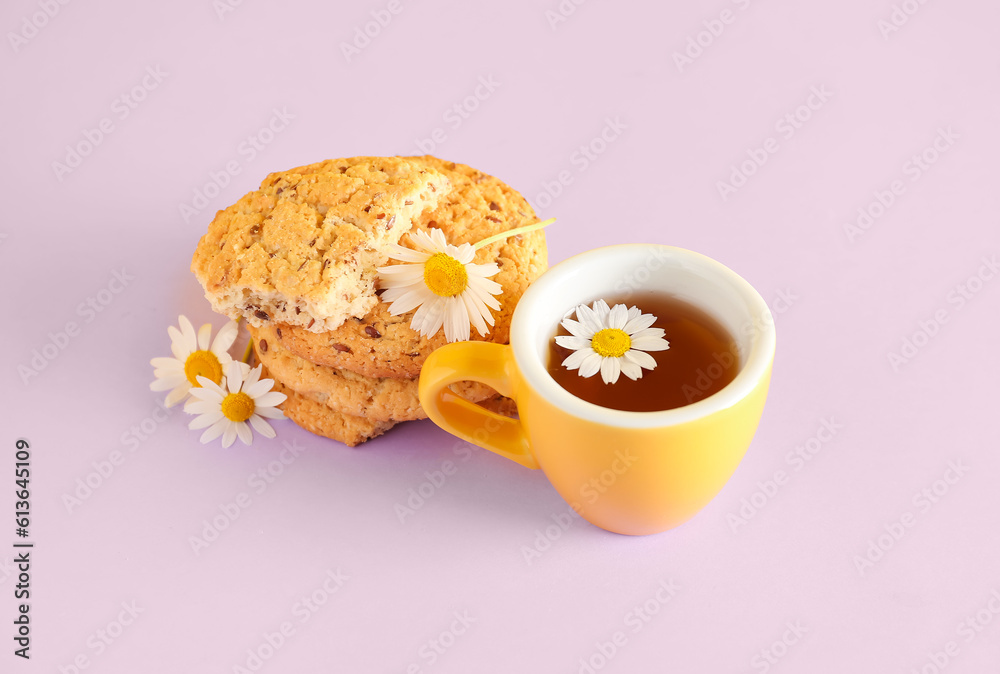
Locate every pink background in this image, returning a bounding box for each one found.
[3,0,1000,671]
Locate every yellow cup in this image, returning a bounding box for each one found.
[418,244,776,535]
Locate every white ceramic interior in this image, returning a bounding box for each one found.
[510,244,776,427]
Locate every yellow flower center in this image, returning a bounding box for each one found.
[423,252,468,297]
[591,328,631,358]
[221,392,255,422]
[184,350,223,387]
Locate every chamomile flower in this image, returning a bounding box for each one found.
[556,300,670,385]
[377,228,503,343]
[187,362,287,448]
[377,219,556,343]
[150,315,238,408]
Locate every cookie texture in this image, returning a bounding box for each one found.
[250,323,496,422]
[191,156,450,333]
[275,156,548,378]
[268,373,396,447]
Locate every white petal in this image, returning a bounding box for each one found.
[452,243,476,264]
[619,360,643,381]
[255,405,286,420]
[152,370,186,383]
[253,390,287,407]
[600,357,621,384]
[608,304,628,330]
[225,361,244,394]
[150,376,181,392]
[410,297,446,338]
[623,349,657,370]
[178,316,198,352]
[200,418,228,444]
[624,312,657,333]
[249,415,276,439]
[169,327,189,361]
[164,385,191,408]
[560,318,593,339]
[197,323,212,350]
[578,352,603,378]
[244,379,272,399]
[150,357,183,370]
[384,243,432,263]
[212,320,239,353]
[466,261,499,278]
[592,300,611,322]
[152,366,185,381]
[221,423,238,448]
[386,286,434,316]
[576,304,605,334]
[243,365,262,392]
[561,349,591,370]
[189,410,223,430]
[443,298,471,343]
[235,422,253,446]
[185,400,222,415]
[630,334,670,351]
[461,292,489,337]
[630,327,666,341]
[377,264,426,285]
[190,381,225,400]
[464,278,501,313]
[555,335,590,350]
[426,228,450,252]
[466,274,502,303]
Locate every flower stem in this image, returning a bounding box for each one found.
[472,218,555,250]
[242,338,254,364]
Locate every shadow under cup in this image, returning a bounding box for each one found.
[509,244,776,535]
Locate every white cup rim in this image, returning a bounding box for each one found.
[510,244,776,428]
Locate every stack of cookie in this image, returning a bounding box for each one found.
[191,156,547,445]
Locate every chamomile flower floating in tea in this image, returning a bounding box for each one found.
[150,315,239,408]
[187,362,287,448]
[377,219,554,343]
[556,300,669,385]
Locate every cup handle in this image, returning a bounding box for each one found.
[418,341,539,469]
